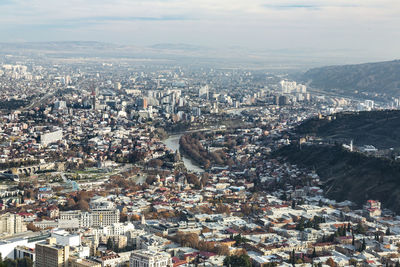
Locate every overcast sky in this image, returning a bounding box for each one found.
[0,0,399,61]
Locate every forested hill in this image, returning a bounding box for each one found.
[296,110,400,149]
[273,144,400,214]
[301,60,400,96]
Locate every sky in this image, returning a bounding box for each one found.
[0,0,399,62]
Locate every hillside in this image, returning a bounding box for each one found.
[274,144,400,213]
[296,110,400,149]
[301,60,400,97]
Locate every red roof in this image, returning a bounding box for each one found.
[226,228,239,234]
[183,252,199,260]
[200,251,217,258]
[172,257,187,267]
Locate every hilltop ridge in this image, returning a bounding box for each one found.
[296,110,400,149]
[274,144,400,213]
[301,59,400,98]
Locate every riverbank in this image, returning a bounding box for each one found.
[162,134,204,173]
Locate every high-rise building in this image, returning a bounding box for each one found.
[279,80,306,94]
[279,80,296,94]
[35,238,70,267]
[278,95,289,106]
[299,84,307,93]
[92,89,97,110]
[394,98,400,108]
[273,95,279,105]
[137,98,148,109]
[54,101,67,110]
[198,85,209,99]
[114,82,122,90]
[192,107,201,117]
[0,213,26,235]
[365,100,374,110]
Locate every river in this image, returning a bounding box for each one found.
[163,134,204,173]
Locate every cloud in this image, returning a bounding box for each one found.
[0,0,397,25]
[0,0,399,62]
[264,4,320,9]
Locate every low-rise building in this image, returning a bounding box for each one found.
[129,250,172,267]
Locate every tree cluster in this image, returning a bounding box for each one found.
[180,134,229,168]
[296,216,325,231]
[62,190,93,211]
[231,234,248,247]
[334,224,349,237]
[0,254,33,267]
[0,99,28,110]
[223,254,251,267]
[170,232,230,256]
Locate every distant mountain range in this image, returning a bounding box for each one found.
[300,59,400,97]
[0,41,379,70]
[0,41,116,50]
[149,43,206,51]
[0,41,281,69]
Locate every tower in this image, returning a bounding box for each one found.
[91,85,96,110]
[174,150,181,162]
[36,238,70,267]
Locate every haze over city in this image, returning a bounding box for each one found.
[1,0,399,64]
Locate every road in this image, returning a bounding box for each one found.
[21,88,55,111]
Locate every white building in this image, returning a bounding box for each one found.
[363,200,382,218]
[54,101,67,110]
[279,80,307,94]
[92,222,135,236]
[365,100,375,110]
[51,230,80,247]
[129,250,172,267]
[59,209,119,229]
[41,129,63,146]
[0,238,30,260]
[0,213,26,235]
[0,232,49,260]
[90,196,116,210]
[198,85,209,99]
